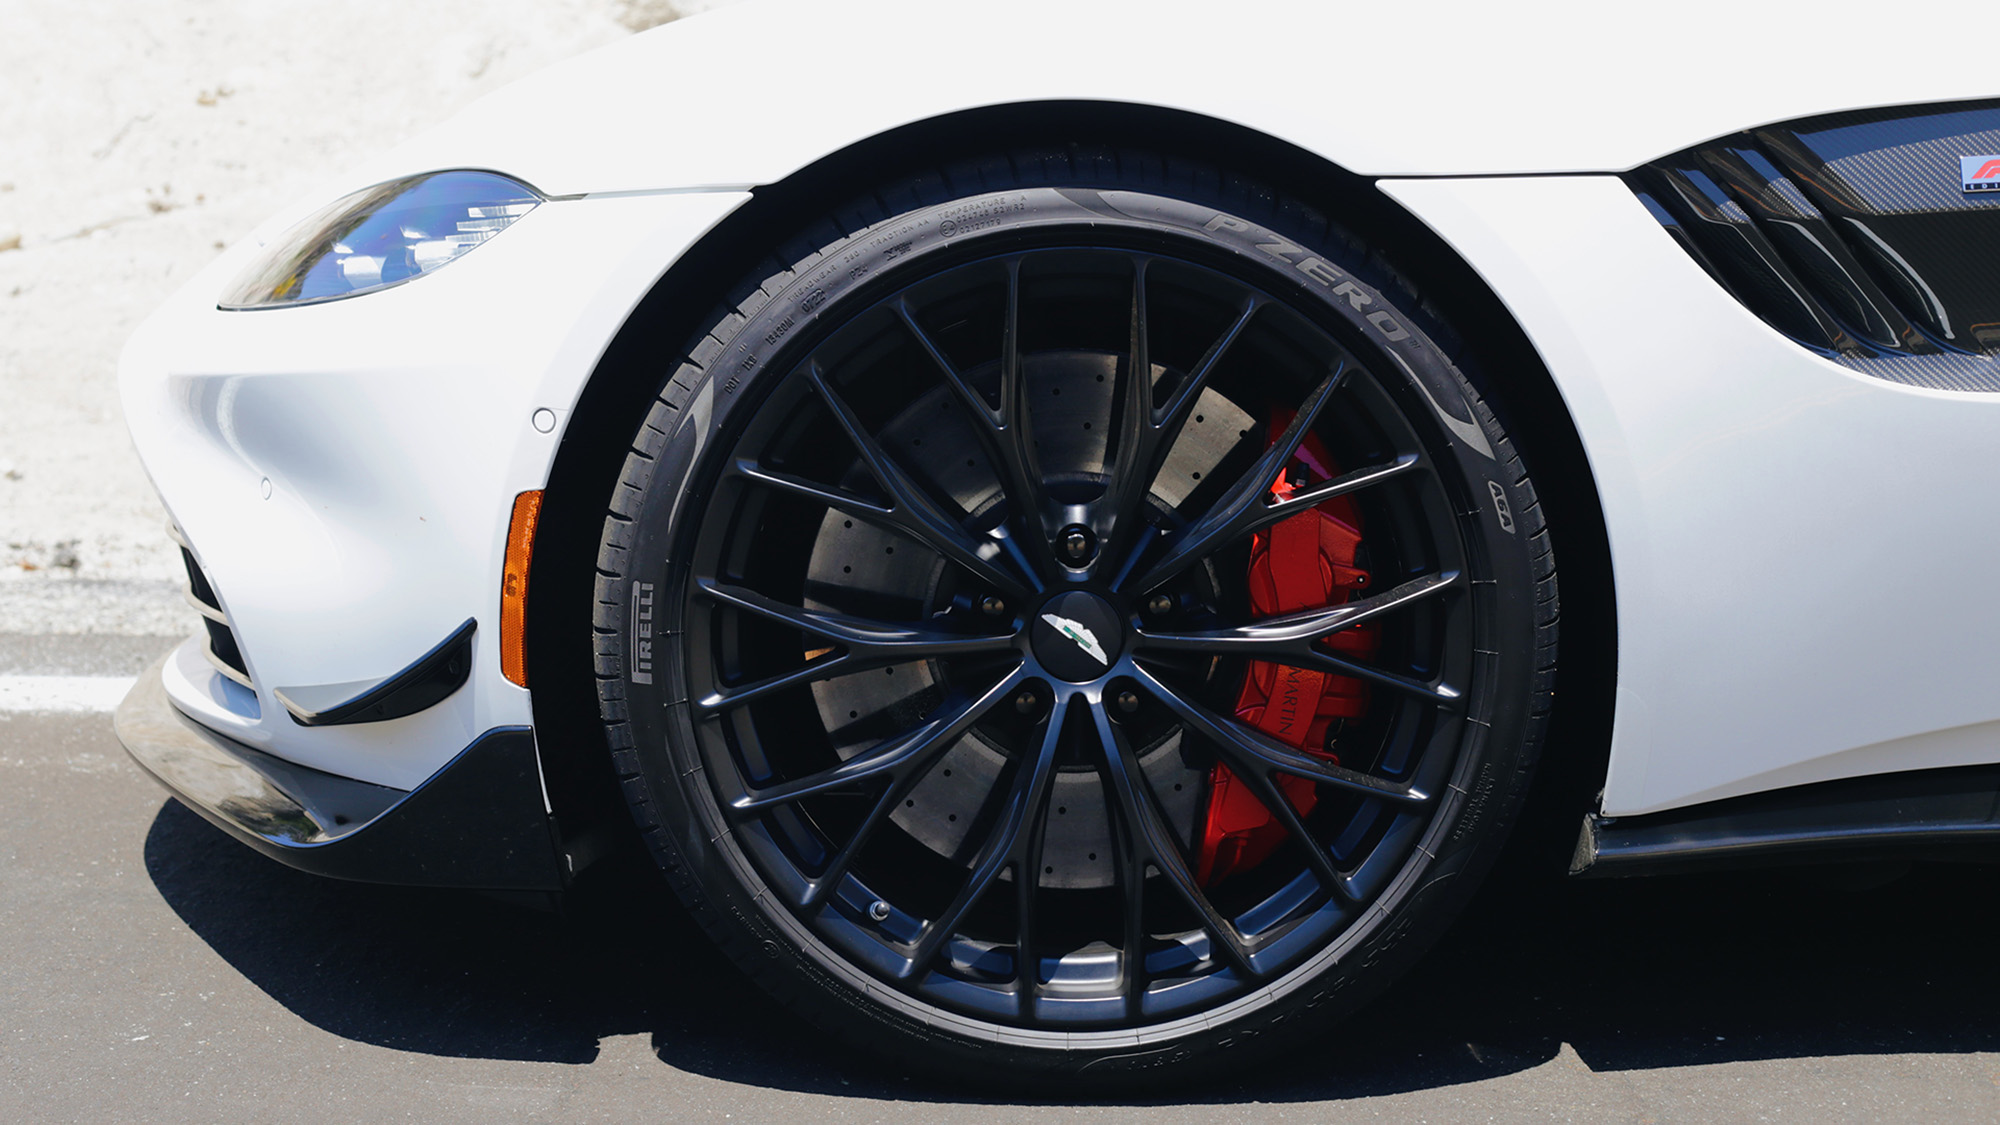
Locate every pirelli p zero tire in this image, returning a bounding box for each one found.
[595,152,1557,1087]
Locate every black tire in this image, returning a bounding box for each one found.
[594,150,1557,1088]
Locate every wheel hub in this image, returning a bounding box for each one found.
[1031,590,1123,682]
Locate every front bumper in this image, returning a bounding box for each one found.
[117,645,564,890]
[118,186,748,792]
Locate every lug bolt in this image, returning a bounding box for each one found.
[1145,594,1174,617]
[1116,690,1140,714]
[1014,689,1041,715]
[980,595,1007,616]
[1058,525,1095,565]
[869,900,891,922]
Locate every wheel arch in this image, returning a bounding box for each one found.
[523,99,1616,876]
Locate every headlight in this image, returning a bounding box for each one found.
[218,170,541,309]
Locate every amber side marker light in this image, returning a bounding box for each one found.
[502,490,544,687]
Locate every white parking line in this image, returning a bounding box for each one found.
[0,676,137,713]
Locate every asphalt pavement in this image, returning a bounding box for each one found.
[4,634,2000,1122]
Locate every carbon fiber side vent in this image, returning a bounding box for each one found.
[1631,99,2000,392]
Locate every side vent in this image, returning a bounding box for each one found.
[1630,99,2000,392]
[168,525,254,689]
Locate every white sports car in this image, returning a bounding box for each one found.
[114,0,2000,1084]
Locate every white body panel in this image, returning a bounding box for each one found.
[1384,176,2000,816]
[118,0,2000,810]
[347,0,1993,198]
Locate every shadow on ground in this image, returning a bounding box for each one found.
[144,797,2000,1102]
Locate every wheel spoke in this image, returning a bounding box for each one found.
[731,457,896,522]
[1157,296,1258,438]
[902,697,1067,981]
[1268,452,1421,516]
[798,784,902,909]
[1090,702,1257,978]
[893,273,1058,582]
[1101,259,1155,536]
[1131,665,1431,806]
[994,264,1058,577]
[692,579,1018,712]
[1104,724,1151,1015]
[1099,291,1260,583]
[1216,756,1358,903]
[1015,757,1052,1015]
[730,669,1024,811]
[1307,652,1462,704]
[698,655,851,712]
[1135,570,1460,660]
[696,579,1017,660]
[1095,258,1157,577]
[1128,365,1350,592]
[806,363,1036,599]
[732,457,987,579]
[893,298,995,424]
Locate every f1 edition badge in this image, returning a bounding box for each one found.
[1962,156,2000,193]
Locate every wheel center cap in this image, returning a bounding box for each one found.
[1031,591,1124,682]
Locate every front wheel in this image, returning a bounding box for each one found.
[595,152,1556,1087]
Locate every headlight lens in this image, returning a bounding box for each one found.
[219,170,541,309]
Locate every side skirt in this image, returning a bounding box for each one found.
[1573,764,2000,877]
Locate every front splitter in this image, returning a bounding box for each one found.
[116,652,564,890]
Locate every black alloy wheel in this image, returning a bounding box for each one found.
[596,152,1557,1087]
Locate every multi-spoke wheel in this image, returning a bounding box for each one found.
[597,153,1556,1086]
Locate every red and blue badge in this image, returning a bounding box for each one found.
[1962,155,2000,193]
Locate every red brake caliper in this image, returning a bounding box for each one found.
[1196,414,1379,885]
